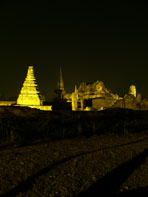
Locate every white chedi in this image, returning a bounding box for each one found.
[17,66,42,106]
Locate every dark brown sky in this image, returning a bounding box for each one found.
[0,2,148,99]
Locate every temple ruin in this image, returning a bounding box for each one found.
[55,67,66,100]
[64,81,120,111]
[16,66,52,111]
[55,70,148,111]
[0,66,148,111]
[17,66,43,106]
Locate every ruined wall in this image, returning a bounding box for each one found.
[0,101,16,106]
[28,105,52,111]
[92,97,116,110]
[140,99,148,110]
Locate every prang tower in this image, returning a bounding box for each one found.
[17,66,42,106]
[55,67,66,99]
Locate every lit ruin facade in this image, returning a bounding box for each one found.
[70,81,119,111]
[0,66,148,111]
[64,83,148,111]
[55,70,148,111]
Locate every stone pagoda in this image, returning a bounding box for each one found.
[55,67,66,99]
[17,66,42,106]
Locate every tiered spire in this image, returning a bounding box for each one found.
[55,67,66,99]
[57,67,64,91]
[17,66,42,106]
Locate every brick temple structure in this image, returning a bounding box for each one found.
[16,66,52,111]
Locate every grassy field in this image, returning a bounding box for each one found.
[1,106,148,144]
[0,107,148,196]
[0,134,148,196]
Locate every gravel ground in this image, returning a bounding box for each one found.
[0,134,148,196]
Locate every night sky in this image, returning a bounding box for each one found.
[0,2,148,100]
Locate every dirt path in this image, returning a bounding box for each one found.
[0,134,148,196]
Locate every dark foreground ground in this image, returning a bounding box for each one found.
[0,107,148,196]
[0,134,148,196]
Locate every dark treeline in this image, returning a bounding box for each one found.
[0,107,148,145]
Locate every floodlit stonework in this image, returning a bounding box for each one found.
[69,81,119,111]
[0,101,16,106]
[129,85,136,97]
[71,86,79,111]
[0,66,148,111]
[17,66,42,106]
[63,80,147,111]
[16,66,52,111]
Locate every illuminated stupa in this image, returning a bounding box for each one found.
[17,66,42,106]
[129,85,136,97]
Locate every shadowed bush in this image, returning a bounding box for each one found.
[1,107,148,145]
